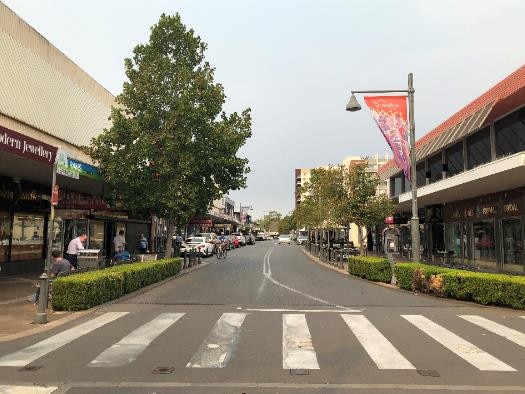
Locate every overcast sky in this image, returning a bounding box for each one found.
[5,0,525,219]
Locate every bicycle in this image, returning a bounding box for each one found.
[216,243,227,259]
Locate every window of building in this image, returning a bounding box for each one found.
[472,220,496,268]
[0,212,11,262]
[495,107,525,158]
[445,142,464,177]
[416,162,426,187]
[445,222,461,262]
[390,174,404,196]
[428,153,443,184]
[502,218,523,273]
[467,127,491,169]
[10,213,45,261]
[89,220,105,250]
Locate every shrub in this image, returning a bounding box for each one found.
[395,263,456,292]
[348,256,392,283]
[52,258,181,311]
[442,271,525,309]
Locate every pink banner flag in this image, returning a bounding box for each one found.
[364,96,411,180]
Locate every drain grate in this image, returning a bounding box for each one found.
[18,365,42,372]
[289,369,310,375]
[152,366,175,374]
[417,369,440,377]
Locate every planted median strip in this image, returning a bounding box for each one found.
[51,258,182,311]
[348,256,525,310]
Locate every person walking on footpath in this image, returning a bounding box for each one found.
[138,233,148,253]
[113,230,126,252]
[64,232,86,269]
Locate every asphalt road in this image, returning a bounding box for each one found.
[1,242,525,393]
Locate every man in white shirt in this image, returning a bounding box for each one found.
[64,232,87,269]
[113,230,126,252]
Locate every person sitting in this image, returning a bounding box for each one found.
[113,246,131,262]
[33,250,75,304]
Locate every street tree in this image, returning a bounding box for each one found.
[87,14,252,257]
[259,211,282,233]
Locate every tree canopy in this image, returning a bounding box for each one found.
[86,14,252,256]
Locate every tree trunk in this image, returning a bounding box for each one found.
[357,225,364,256]
[164,216,174,259]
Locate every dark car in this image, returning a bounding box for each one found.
[246,234,256,245]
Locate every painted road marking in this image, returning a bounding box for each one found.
[0,312,128,367]
[0,386,58,393]
[402,315,515,371]
[341,314,415,370]
[245,308,361,313]
[282,314,319,370]
[459,315,525,348]
[186,313,248,368]
[89,313,185,367]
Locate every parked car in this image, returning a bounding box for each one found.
[184,237,214,257]
[278,234,291,244]
[246,234,256,245]
[255,232,266,241]
[197,233,218,244]
[296,235,308,245]
[232,233,246,246]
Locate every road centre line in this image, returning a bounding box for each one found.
[89,313,185,367]
[402,315,515,371]
[262,246,348,310]
[0,312,128,367]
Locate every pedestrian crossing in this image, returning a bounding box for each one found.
[0,311,524,373]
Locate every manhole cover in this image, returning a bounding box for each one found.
[18,365,42,372]
[417,369,440,377]
[152,366,174,374]
[289,369,310,375]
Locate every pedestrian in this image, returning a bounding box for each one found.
[138,233,148,253]
[113,230,126,252]
[64,232,87,269]
[34,250,75,304]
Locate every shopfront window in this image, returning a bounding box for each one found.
[10,213,45,261]
[0,212,11,262]
[52,217,63,254]
[445,222,462,262]
[495,107,525,158]
[446,142,464,177]
[502,218,523,273]
[64,219,88,251]
[472,220,496,268]
[416,162,426,187]
[467,127,491,169]
[89,220,105,250]
[390,174,404,197]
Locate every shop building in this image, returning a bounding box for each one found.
[380,64,525,273]
[0,3,152,274]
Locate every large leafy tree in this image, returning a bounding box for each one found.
[87,14,251,257]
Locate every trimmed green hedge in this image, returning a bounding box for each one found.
[394,262,525,309]
[348,256,392,283]
[442,271,525,309]
[52,258,181,311]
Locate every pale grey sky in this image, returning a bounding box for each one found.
[4,0,525,219]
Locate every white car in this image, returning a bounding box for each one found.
[184,237,214,257]
[278,234,291,244]
[296,235,308,245]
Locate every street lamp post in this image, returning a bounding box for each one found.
[346,73,420,262]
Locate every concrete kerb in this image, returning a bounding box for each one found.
[0,260,209,342]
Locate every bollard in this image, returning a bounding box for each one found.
[34,272,49,324]
[183,251,188,269]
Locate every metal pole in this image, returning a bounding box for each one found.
[408,73,420,262]
[34,162,57,324]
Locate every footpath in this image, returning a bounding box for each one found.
[0,261,208,341]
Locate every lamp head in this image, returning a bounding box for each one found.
[346,93,362,112]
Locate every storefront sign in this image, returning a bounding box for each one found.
[188,218,213,226]
[0,125,57,165]
[57,190,110,210]
[56,151,102,180]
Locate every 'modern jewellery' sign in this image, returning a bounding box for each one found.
[0,125,56,165]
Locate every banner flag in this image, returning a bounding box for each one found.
[364,96,411,180]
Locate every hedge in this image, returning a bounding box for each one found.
[348,256,392,283]
[51,258,181,311]
[395,262,525,309]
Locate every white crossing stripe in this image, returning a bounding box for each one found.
[459,315,525,348]
[89,313,185,367]
[0,312,128,367]
[341,314,415,370]
[282,314,319,370]
[0,386,57,394]
[187,313,248,368]
[402,315,515,371]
